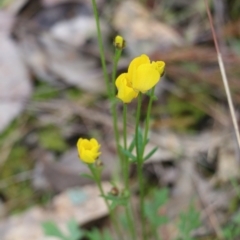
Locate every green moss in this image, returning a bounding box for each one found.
[65,87,82,100]
[32,82,60,101]
[165,95,206,131]
[39,125,68,152]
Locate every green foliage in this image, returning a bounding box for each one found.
[128,135,136,152]
[1,144,35,213]
[33,82,60,101]
[66,87,82,100]
[39,125,68,152]
[42,219,83,240]
[102,191,129,210]
[166,95,206,131]
[177,204,201,240]
[42,221,67,240]
[222,211,240,240]
[119,145,137,162]
[143,146,158,161]
[85,228,112,240]
[145,188,169,228]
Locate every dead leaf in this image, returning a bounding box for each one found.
[0,13,32,133]
[113,1,184,56]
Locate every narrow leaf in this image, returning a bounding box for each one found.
[119,145,137,161]
[80,173,94,180]
[128,135,136,152]
[144,146,158,161]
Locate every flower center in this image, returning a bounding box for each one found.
[83,141,92,150]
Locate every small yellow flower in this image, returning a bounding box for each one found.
[114,35,125,49]
[115,73,138,103]
[115,54,165,103]
[128,54,165,93]
[77,138,101,164]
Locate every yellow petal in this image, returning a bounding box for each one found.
[132,63,160,93]
[152,61,165,76]
[116,73,138,103]
[128,54,150,82]
[76,138,101,163]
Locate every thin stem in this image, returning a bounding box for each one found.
[123,104,128,185]
[126,203,137,240]
[143,87,155,150]
[91,0,111,96]
[135,93,142,158]
[204,0,240,151]
[135,93,147,240]
[112,49,122,96]
[88,164,121,238]
[111,49,124,177]
[111,49,122,146]
[123,104,137,239]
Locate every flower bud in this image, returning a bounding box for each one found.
[114,35,125,49]
[95,159,103,167]
[77,138,101,164]
[110,187,119,196]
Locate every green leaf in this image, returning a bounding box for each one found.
[42,221,67,240]
[143,146,158,161]
[128,135,136,152]
[145,188,169,228]
[102,193,128,210]
[80,173,94,181]
[67,219,83,240]
[85,228,102,240]
[119,145,137,162]
[178,204,201,240]
[102,229,112,240]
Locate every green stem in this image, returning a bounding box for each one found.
[135,93,147,240]
[111,48,122,147]
[126,203,137,239]
[143,87,155,148]
[91,0,111,96]
[112,49,122,96]
[111,48,125,182]
[88,164,121,238]
[123,103,128,186]
[135,93,142,158]
[123,104,136,239]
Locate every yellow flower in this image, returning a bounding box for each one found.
[114,35,125,49]
[128,54,165,93]
[77,138,101,164]
[115,54,165,103]
[115,73,138,103]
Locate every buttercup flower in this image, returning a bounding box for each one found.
[128,54,165,93]
[115,73,138,103]
[77,138,101,164]
[114,35,125,49]
[115,54,165,103]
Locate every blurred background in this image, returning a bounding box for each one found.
[1,0,240,239]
